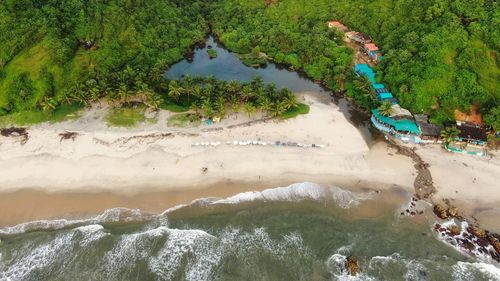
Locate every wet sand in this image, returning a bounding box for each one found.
[0,175,402,227]
[0,180,267,227]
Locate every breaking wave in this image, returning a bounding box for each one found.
[1,182,372,236]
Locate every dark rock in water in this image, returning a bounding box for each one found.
[461,240,476,252]
[449,225,461,236]
[434,224,441,230]
[447,207,459,218]
[345,255,360,276]
[467,226,486,239]
[433,204,448,219]
[486,235,500,254]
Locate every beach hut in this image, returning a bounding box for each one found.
[414,114,442,143]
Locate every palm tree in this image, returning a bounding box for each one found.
[283,93,298,110]
[251,76,264,90]
[226,80,240,97]
[145,93,163,110]
[241,85,255,102]
[378,101,393,116]
[168,80,183,102]
[201,98,214,117]
[244,102,257,117]
[271,100,287,117]
[191,85,203,101]
[182,75,193,102]
[257,95,272,112]
[216,95,226,117]
[440,126,460,144]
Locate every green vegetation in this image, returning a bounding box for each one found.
[209,0,499,129]
[167,113,201,127]
[281,103,310,119]
[166,76,299,118]
[105,106,148,127]
[440,126,461,144]
[378,101,393,117]
[1,0,498,130]
[0,0,207,124]
[0,104,82,126]
[238,51,268,67]
[207,49,218,59]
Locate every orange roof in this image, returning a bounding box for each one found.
[365,43,379,51]
[454,105,483,126]
[327,21,349,31]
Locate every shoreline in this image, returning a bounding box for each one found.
[1,93,499,233]
[0,177,399,228]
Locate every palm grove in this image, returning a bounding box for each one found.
[0,0,498,129]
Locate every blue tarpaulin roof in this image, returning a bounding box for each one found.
[373,83,385,89]
[378,92,393,99]
[372,109,420,135]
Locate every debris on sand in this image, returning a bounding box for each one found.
[0,127,29,145]
[59,131,79,142]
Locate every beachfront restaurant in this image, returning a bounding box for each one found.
[414,114,442,144]
[371,105,422,143]
[446,123,487,156]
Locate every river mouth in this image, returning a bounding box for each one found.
[2,183,498,281]
[165,35,380,145]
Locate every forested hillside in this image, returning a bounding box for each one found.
[0,0,207,117]
[0,0,498,129]
[209,0,499,129]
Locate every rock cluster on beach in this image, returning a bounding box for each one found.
[433,221,500,262]
[401,195,426,216]
[433,204,461,220]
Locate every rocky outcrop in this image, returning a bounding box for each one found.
[345,255,360,276]
[433,204,449,219]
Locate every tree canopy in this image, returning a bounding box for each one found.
[0,0,498,129]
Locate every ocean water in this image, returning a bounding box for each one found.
[1,183,499,281]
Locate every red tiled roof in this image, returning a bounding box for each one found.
[365,43,379,51]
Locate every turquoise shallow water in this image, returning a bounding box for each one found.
[1,183,499,281]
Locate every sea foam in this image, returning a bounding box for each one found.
[211,182,373,208]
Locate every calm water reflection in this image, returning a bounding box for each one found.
[166,36,325,93]
[165,36,378,144]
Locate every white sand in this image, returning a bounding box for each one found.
[416,145,500,208]
[0,94,414,194]
[1,93,499,223]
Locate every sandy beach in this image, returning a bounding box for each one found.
[1,93,499,229]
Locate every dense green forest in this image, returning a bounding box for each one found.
[209,0,499,129]
[0,0,498,130]
[0,0,207,120]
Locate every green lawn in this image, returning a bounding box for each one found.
[0,104,83,126]
[281,103,310,119]
[105,106,148,127]
[167,113,201,127]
